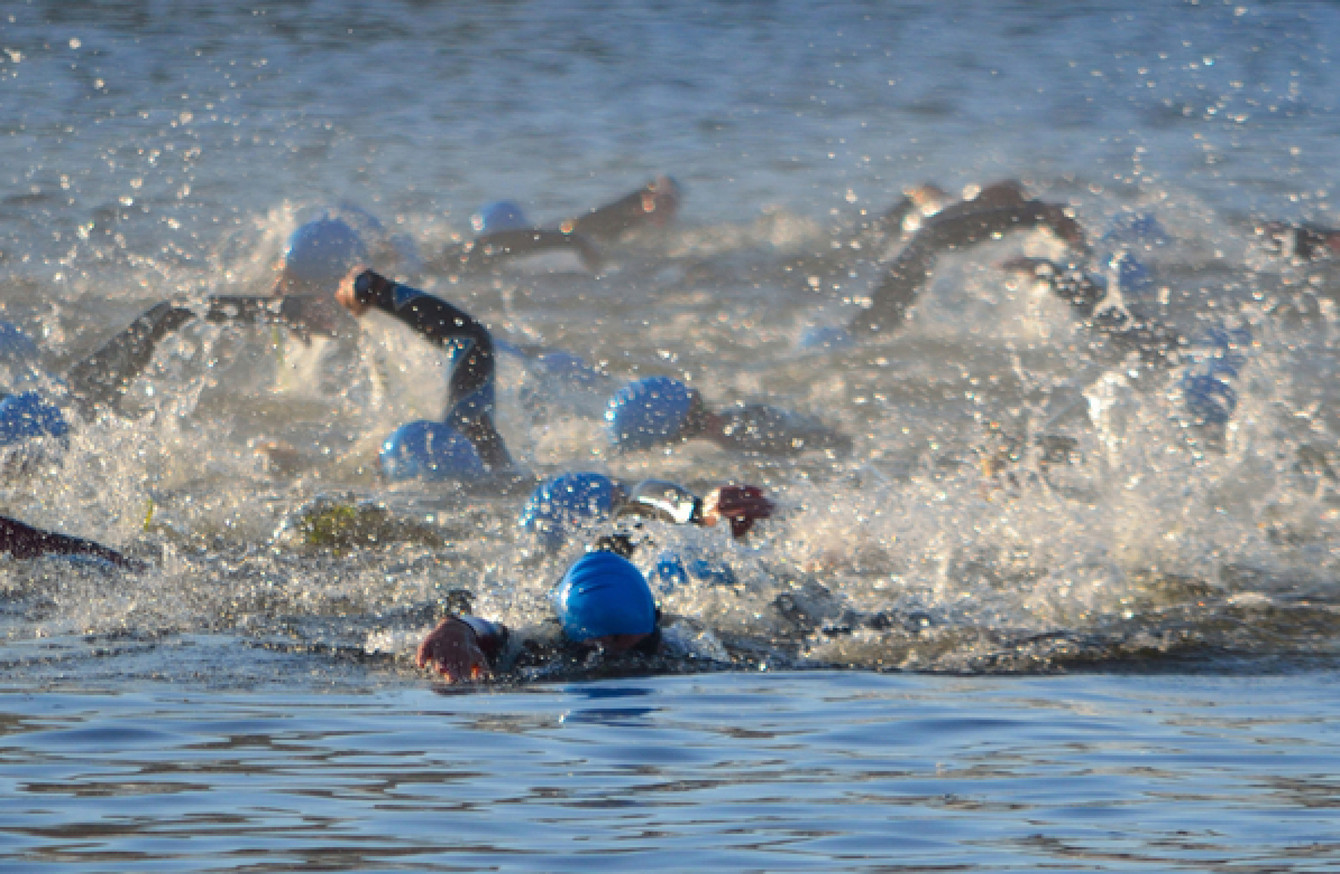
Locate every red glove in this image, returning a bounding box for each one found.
[703,485,774,538]
[416,616,492,683]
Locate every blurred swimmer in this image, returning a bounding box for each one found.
[850,180,1088,336]
[604,375,850,456]
[518,471,774,551]
[430,176,681,275]
[0,295,331,451]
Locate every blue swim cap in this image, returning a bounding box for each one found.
[282,217,370,292]
[0,391,69,445]
[471,201,530,236]
[519,472,620,551]
[379,420,487,481]
[0,322,41,374]
[553,550,657,643]
[606,376,696,450]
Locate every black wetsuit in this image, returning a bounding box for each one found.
[432,228,602,275]
[0,514,134,566]
[850,183,1088,336]
[350,270,511,470]
[63,295,316,410]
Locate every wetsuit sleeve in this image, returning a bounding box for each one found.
[567,178,678,240]
[453,229,602,273]
[457,615,509,664]
[0,514,134,566]
[850,197,1088,336]
[64,295,327,410]
[352,270,511,469]
[64,302,197,409]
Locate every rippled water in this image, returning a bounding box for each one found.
[2,1,1338,868]
[3,673,1339,872]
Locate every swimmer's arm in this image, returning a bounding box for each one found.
[65,302,197,408]
[416,614,508,682]
[451,228,602,273]
[565,176,680,240]
[851,192,1088,336]
[344,269,492,351]
[617,479,774,538]
[0,514,136,567]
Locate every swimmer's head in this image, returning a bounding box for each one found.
[278,217,370,296]
[0,391,69,445]
[471,201,530,237]
[605,376,703,451]
[379,420,487,482]
[552,550,658,646]
[519,472,623,551]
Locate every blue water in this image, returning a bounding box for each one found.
[2,1,1339,869]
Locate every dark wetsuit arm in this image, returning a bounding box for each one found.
[64,295,324,410]
[352,270,511,469]
[851,197,1088,336]
[453,229,601,273]
[566,178,678,241]
[0,514,132,566]
[64,302,197,409]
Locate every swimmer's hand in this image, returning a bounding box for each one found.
[416,616,492,683]
[702,484,774,538]
[335,264,374,317]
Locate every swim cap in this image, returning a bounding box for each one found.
[605,376,696,450]
[553,550,657,643]
[0,391,69,445]
[282,217,369,293]
[0,322,40,372]
[519,472,621,551]
[379,420,487,481]
[471,201,530,236]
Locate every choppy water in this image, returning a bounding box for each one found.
[2,1,1338,869]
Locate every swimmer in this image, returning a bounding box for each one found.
[519,471,774,550]
[430,176,681,275]
[606,375,850,456]
[850,180,1088,336]
[0,294,332,449]
[416,546,661,683]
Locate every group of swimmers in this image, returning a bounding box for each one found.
[2,172,1333,682]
